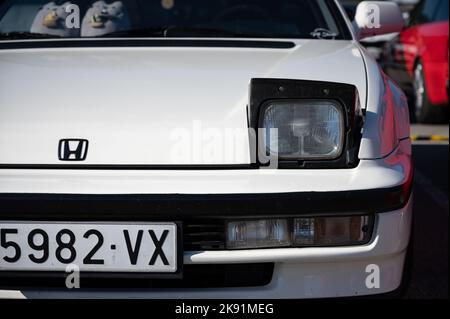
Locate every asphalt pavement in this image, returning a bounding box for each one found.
[405,125,449,299]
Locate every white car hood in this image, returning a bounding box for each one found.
[0,40,367,165]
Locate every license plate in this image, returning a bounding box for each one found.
[0,222,178,273]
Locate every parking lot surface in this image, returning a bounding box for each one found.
[406,125,449,299]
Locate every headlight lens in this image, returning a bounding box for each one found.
[226,216,372,249]
[293,216,371,246]
[261,100,344,160]
[226,219,290,249]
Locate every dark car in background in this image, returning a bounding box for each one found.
[381,0,449,123]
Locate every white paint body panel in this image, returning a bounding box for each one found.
[0,41,411,164]
[358,45,411,159]
[0,40,368,165]
[0,139,412,194]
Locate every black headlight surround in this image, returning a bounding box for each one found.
[248,78,364,169]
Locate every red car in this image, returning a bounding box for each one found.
[382,0,449,123]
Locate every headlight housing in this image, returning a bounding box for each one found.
[226,215,373,250]
[293,216,371,246]
[261,100,345,160]
[226,219,291,249]
[248,79,363,169]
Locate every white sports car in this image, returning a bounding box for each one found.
[0,0,413,299]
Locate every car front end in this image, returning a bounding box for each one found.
[0,0,412,299]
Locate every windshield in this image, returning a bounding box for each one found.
[0,0,350,40]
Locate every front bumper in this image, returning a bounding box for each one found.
[0,198,412,299]
[0,140,413,298]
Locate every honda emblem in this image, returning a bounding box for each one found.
[58,139,89,161]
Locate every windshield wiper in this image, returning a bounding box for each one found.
[97,26,263,38]
[0,32,62,40]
